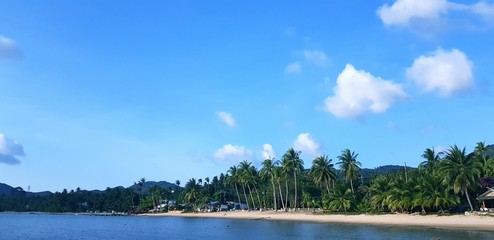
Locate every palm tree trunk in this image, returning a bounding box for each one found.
[325,180,331,197]
[271,178,277,210]
[234,184,241,206]
[247,184,256,209]
[253,184,262,210]
[277,179,285,210]
[350,179,354,195]
[242,185,249,209]
[465,187,474,211]
[285,178,289,210]
[294,171,298,210]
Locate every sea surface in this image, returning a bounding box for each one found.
[1,213,493,240]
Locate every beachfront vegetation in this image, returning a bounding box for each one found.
[0,142,493,214]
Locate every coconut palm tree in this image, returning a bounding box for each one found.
[419,148,442,174]
[280,156,291,208]
[326,181,353,212]
[415,173,459,213]
[310,155,337,197]
[474,141,493,177]
[239,160,256,209]
[273,165,286,210]
[260,158,277,210]
[227,165,243,207]
[440,145,482,211]
[183,178,200,210]
[387,173,416,213]
[337,149,361,195]
[369,174,391,211]
[282,148,304,209]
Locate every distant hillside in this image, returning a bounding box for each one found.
[128,181,181,193]
[0,183,15,195]
[360,165,417,180]
[0,180,180,196]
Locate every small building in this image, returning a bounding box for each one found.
[477,188,494,212]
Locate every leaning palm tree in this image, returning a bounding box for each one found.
[282,148,304,209]
[227,165,243,207]
[273,165,286,210]
[310,155,337,197]
[337,149,361,195]
[239,160,256,209]
[440,145,482,211]
[260,158,277,210]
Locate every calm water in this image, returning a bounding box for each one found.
[1,213,493,240]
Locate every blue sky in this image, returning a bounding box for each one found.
[1,0,493,192]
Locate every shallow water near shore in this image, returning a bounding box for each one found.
[1,213,493,240]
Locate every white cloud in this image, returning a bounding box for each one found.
[407,48,473,96]
[377,0,448,26]
[0,133,25,165]
[0,36,20,59]
[304,50,329,66]
[324,64,407,118]
[378,0,494,27]
[285,62,302,74]
[261,144,276,160]
[213,144,253,164]
[292,133,320,158]
[217,111,236,127]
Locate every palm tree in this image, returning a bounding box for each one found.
[440,145,482,211]
[135,177,146,204]
[419,148,442,174]
[280,156,291,209]
[337,149,361,195]
[326,181,353,212]
[369,174,391,211]
[282,148,304,209]
[387,173,417,213]
[260,158,277,210]
[239,160,256,209]
[227,165,243,208]
[310,155,337,197]
[474,141,493,177]
[415,173,459,213]
[183,178,200,211]
[273,166,286,210]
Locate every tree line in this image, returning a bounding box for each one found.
[1,141,492,214]
[180,142,493,213]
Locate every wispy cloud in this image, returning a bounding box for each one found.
[324,64,406,118]
[285,62,302,74]
[217,111,236,127]
[0,133,25,165]
[0,36,20,59]
[377,0,494,29]
[407,48,473,96]
[304,50,329,67]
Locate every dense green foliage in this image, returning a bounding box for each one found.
[1,142,493,214]
[0,183,177,213]
[179,143,493,213]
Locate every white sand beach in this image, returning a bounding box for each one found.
[140,211,494,231]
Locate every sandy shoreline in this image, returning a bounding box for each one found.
[140,211,494,231]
